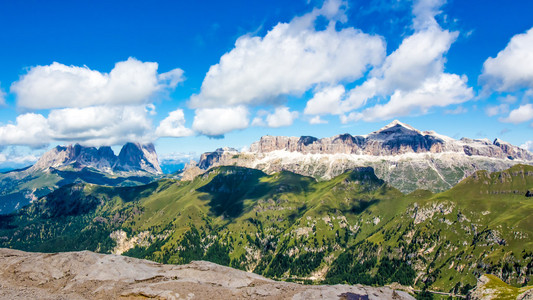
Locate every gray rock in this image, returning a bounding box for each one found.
[0,248,414,300]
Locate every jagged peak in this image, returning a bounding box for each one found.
[493,138,511,146]
[373,120,420,134]
[31,142,161,174]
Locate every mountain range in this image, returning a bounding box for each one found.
[30,142,162,174]
[0,142,163,214]
[184,120,533,193]
[0,120,532,298]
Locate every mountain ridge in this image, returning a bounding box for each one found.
[183,120,533,193]
[30,142,162,175]
[0,142,163,214]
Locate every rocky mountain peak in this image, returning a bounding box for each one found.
[376,120,420,133]
[30,142,162,174]
[115,142,162,174]
[186,121,533,193]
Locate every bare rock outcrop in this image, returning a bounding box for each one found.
[0,248,414,300]
[29,142,162,175]
[248,121,533,159]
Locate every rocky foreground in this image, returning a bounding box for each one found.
[0,248,414,300]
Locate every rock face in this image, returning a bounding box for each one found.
[198,147,239,169]
[30,142,162,175]
[114,143,162,174]
[249,120,533,159]
[184,120,533,193]
[0,248,414,300]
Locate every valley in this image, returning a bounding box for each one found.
[1,164,532,297]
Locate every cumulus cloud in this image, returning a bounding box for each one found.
[265,107,299,128]
[11,57,184,109]
[192,106,249,136]
[499,104,533,124]
[0,147,41,169]
[304,85,345,115]
[412,0,445,30]
[521,141,533,152]
[48,106,154,146]
[309,115,328,124]
[189,0,385,110]
[311,0,474,123]
[155,109,194,138]
[343,73,472,122]
[0,113,50,147]
[481,27,533,92]
[0,105,155,147]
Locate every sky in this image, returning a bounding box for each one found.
[1,0,533,170]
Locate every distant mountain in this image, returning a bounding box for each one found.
[30,142,162,174]
[183,120,533,193]
[1,165,532,296]
[0,142,163,214]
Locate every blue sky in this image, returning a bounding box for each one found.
[1,0,533,169]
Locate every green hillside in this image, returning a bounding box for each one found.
[0,167,159,214]
[0,165,532,296]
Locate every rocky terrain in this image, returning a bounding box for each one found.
[184,120,533,193]
[0,248,414,300]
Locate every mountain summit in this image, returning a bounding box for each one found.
[184,120,533,193]
[249,120,532,159]
[30,142,162,175]
[0,142,162,214]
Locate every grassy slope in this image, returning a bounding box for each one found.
[473,274,533,299]
[0,165,532,295]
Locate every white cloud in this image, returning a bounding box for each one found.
[412,0,445,30]
[158,152,196,164]
[499,104,533,124]
[158,68,185,89]
[481,27,533,92]
[189,0,385,109]
[0,147,41,168]
[309,115,328,124]
[251,116,266,127]
[0,106,155,147]
[304,85,345,115]
[155,109,194,138]
[11,57,184,109]
[485,104,509,117]
[499,95,517,103]
[0,113,50,147]
[266,106,299,128]
[343,73,472,122]
[331,0,473,122]
[371,28,458,93]
[192,106,249,136]
[47,105,154,146]
[521,141,533,152]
